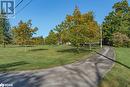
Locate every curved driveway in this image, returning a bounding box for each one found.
[0,47,115,87]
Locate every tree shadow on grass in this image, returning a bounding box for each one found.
[57,48,91,53]
[3,45,36,48]
[0,61,29,72]
[0,48,108,87]
[29,48,48,52]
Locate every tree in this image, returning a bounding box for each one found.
[54,23,63,45]
[31,36,44,45]
[0,14,12,47]
[102,0,130,45]
[45,30,58,45]
[54,21,69,45]
[66,7,100,50]
[12,20,38,46]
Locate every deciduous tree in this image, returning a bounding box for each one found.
[45,30,57,45]
[66,7,100,50]
[12,20,38,46]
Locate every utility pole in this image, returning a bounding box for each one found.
[100,25,103,48]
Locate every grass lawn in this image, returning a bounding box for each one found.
[0,45,98,71]
[99,47,130,87]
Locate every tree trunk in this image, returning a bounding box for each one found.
[89,43,92,50]
[3,42,6,48]
[3,40,6,48]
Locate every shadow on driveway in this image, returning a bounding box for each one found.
[0,61,29,72]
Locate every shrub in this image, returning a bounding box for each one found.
[112,32,130,47]
[126,40,130,47]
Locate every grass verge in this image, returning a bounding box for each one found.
[99,47,130,87]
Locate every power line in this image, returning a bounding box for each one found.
[15,0,24,8]
[13,0,33,17]
[3,0,24,18]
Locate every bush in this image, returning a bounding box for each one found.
[126,40,130,47]
[112,32,130,47]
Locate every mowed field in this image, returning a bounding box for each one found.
[100,48,130,87]
[0,45,97,71]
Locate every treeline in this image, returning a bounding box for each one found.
[0,0,130,48]
[102,0,130,47]
[46,0,130,48]
[0,14,45,47]
[45,6,100,50]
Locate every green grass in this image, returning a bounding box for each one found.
[0,45,98,71]
[99,47,130,87]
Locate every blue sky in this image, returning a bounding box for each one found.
[10,0,129,37]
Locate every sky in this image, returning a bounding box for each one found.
[10,0,129,37]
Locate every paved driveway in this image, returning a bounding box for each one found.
[0,47,115,87]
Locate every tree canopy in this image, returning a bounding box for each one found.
[12,20,38,45]
[0,14,12,47]
[102,0,130,46]
[66,7,100,49]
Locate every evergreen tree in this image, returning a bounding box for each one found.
[102,0,130,45]
[0,14,12,47]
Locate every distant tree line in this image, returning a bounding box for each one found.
[1,0,130,48]
[0,6,102,50]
